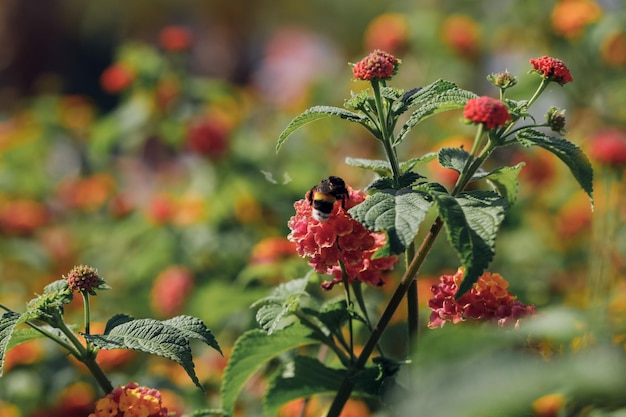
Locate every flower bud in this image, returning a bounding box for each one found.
[545,107,567,135]
[487,70,518,89]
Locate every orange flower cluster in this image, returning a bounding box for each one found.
[89,383,170,417]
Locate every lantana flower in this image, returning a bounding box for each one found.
[66,265,105,295]
[89,382,170,417]
[288,185,397,290]
[352,49,400,81]
[428,267,537,328]
[589,128,626,168]
[529,56,574,85]
[463,96,511,130]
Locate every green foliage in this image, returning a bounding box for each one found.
[516,129,594,206]
[394,79,477,145]
[425,186,508,296]
[251,277,310,334]
[220,324,319,416]
[0,312,23,377]
[484,163,525,206]
[349,188,433,255]
[84,314,220,391]
[277,106,369,152]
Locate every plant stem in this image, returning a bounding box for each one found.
[339,262,355,363]
[82,291,91,335]
[371,80,401,185]
[326,217,444,417]
[406,243,419,343]
[55,318,113,393]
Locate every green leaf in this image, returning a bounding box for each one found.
[438,147,471,173]
[85,316,219,392]
[0,312,23,376]
[162,315,221,354]
[220,324,318,416]
[395,80,477,145]
[277,106,369,152]
[302,298,349,334]
[349,189,433,255]
[516,129,593,206]
[426,186,508,297]
[399,153,438,173]
[367,172,425,192]
[251,277,310,334]
[484,163,524,206]
[345,157,394,176]
[264,356,347,417]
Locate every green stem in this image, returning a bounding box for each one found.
[406,243,419,344]
[339,261,355,363]
[525,79,550,110]
[371,80,401,185]
[326,217,445,417]
[55,319,113,393]
[294,311,352,368]
[82,291,91,335]
[351,281,385,357]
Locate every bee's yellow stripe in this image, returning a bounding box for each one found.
[313,191,336,203]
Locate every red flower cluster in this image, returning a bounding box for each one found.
[186,117,230,159]
[463,96,511,129]
[100,64,135,94]
[589,128,626,167]
[288,185,397,289]
[530,56,574,84]
[428,268,537,328]
[159,26,193,52]
[66,265,102,294]
[352,49,400,81]
[89,382,170,417]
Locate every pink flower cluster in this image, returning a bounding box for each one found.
[589,128,626,167]
[89,382,170,417]
[288,186,397,289]
[352,49,400,81]
[428,268,537,328]
[66,265,101,294]
[463,96,511,130]
[530,56,574,84]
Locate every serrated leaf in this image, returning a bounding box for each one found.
[277,106,368,152]
[438,147,471,173]
[395,80,477,145]
[367,172,425,192]
[0,312,22,376]
[221,324,318,416]
[251,277,310,334]
[162,315,221,354]
[302,298,349,334]
[516,129,593,207]
[345,157,393,176]
[484,163,524,206]
[427,187,508,297]
[399,153,438,172]
[85,317,217,391]
[264,356,346,417]
[349,189,433,255]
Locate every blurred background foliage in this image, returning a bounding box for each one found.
[0,0,625,416]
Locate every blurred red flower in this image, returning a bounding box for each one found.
[186,117,230,159]
[600,31,626,67]
[159,26,193,52]
[463,96,511,130]
[250,237,297,264]
[428,268,537,328]
[589,128,626,167]
[0,198,48,236]
[57,173,116,212]
[151,265,195,317]
[364,13,409,54]
[100,64,135,94]
[287,184,397,289]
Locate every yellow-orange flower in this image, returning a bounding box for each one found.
[440,15,481,60]
[364,13,410,54]
[601,30,626,67]
[532,393,566,417]
[551,0,602,39]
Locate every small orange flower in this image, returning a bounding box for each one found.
[600,30,626,67]
[89,383,169,417]
[532,393,566,417]
[551,0,602,39]
[0,198,48,236]
[440,15,481,60]
[364,13,409,54]
[150,265,195,317]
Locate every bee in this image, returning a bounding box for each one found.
[307,176,349,222]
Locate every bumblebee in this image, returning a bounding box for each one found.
[308,176,349,222]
